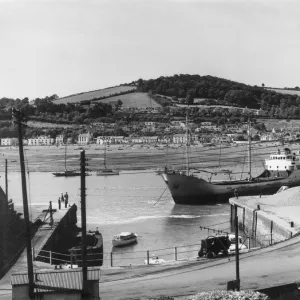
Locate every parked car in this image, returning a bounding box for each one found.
[198,235,231,258]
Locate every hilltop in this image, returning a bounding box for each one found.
[46,74,300,115]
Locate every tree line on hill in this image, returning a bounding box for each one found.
[136,74,300,117]
[0,94,112,124]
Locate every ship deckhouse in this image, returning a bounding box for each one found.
[265,148,300,171]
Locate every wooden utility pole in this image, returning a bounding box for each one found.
[234,205,240,291]
[248,120,252,179]
[5,158,8,212]
[80,150,88,292]
[12,108,34,297]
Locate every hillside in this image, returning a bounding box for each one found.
[267,88,300,96]
[53,85,137,104]
[94,92,161,108]
[136,75,300,111]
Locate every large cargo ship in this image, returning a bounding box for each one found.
[162,147,300,205]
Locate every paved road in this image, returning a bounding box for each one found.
[1,235,300,299]
[98,235,300,299]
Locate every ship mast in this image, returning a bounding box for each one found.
[104,141,107,169]
[64,141,67,171]
[248,119,252,179]
[185,106,189,176]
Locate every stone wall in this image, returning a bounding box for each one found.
[230,199,294,247]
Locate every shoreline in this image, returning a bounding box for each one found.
[0,141,288,175]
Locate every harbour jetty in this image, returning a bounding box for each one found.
[229,186,300,246]
[0,203,79,295]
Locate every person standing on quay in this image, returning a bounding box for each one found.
[64,192,69,205]
[58,198,61,210]
[60,192,64,202]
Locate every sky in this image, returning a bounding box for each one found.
[0,0,300,99]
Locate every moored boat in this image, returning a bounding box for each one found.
[163,147,300,205]
[112,232,137,247]
[68,229,103,266]
[96,142,119,176]
[53,142,85,177]
[53,170,81,177]
[96,168,119,176]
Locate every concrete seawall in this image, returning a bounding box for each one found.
[34,204,79,264]
[229,188,300,246]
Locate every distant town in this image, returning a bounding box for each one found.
[1,118,299,147]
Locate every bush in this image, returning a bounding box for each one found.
[188,290,270,300]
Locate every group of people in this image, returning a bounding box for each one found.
[58,192,69,209]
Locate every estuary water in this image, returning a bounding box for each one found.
[0,171,231,266]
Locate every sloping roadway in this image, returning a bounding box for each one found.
[99,234,300,300]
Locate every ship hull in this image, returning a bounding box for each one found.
[162,169,300,205]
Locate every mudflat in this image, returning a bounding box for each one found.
[0,141,292,178]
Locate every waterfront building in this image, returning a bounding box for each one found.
[142,136,158,144]
[212,135,232,144]
[173,134,186,144]
[28,135,54,146]
[55,135,64,145]
[157,136,172,144]
[1,138,17,146]
[96,136,127,144]
[96,136,126,144]
[131,137,143,144]
[77,133,92,145]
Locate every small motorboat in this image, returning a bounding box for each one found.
[144,255,165,265]
[112,232,137,247]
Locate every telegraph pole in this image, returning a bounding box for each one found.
[80,150,88,294]
[234,205,240,291]
[12,108,34,298]
[5,158,8,212]
[248,119,252,180]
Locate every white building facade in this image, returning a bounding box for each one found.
[1,138,17,146]
[28,136,54,146]
[78,133,92,145]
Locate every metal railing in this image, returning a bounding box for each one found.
[31,235,282,268]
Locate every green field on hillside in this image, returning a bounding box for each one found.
[53,85,137,104]
[260,118,300,130]
[95,92,162,108]
[267,88,300,96]
[27,121,74,128]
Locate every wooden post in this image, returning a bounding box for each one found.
[50,250,52,265]
[147,250,150,265]
[110,252,113,267]
[248,237,250,250]
[80,150,87,292]
[174,247,177,261]
[242,207,245,231]
[70,253,73,268]
[270,220,273,245]
[13,108,34,298]
[32,248,35,261]
[5,159,8,212]
[234,205,240,291]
